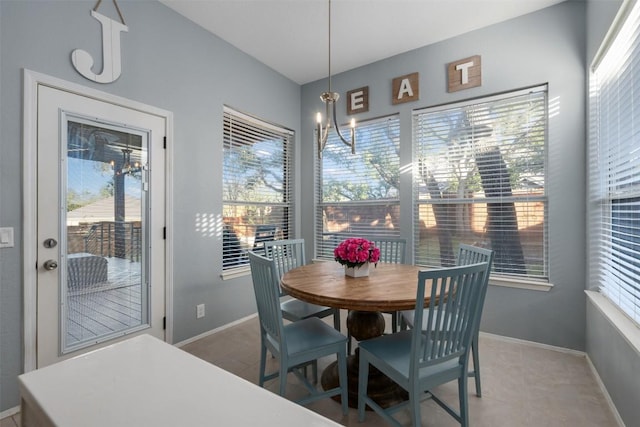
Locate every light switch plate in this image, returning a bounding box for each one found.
[0,227,15,248]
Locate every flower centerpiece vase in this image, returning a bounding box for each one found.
[345,262,370,278]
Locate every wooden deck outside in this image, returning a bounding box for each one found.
[65,256,144,348]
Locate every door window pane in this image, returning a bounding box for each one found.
[64,119,149,351]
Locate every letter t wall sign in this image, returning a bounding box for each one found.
[447,55,481,92]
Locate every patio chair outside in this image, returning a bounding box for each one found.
[253,224,278,254]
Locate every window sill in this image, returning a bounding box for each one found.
[585,290,640,357]
[221,266,251,280]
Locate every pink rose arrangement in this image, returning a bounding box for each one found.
[334,238,381,269]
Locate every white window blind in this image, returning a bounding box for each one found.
[413,87,548,280]
[315,115,401,259]
[589,0,640,324]
[222,107,294,271]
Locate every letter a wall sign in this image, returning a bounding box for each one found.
[71,0,128,84]
[392,72,419,105]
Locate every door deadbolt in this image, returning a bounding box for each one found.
[43,238,57,249]
[43,260,58,271]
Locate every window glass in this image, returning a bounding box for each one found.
[413,87,548,280]
[315,115,401,258]
[589,0,640,324]
[222,107,294,270]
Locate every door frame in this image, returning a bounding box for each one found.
[22,69,174,372]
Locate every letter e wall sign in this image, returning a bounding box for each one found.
[447,55,481,93]
[347,86,369,115]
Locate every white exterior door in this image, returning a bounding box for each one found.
[36,84,166,367]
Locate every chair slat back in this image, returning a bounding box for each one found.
[366,237,407,264]
[411,262,489,372]
[458,244,494,269]
[457,244,494,332]
[264,239,306,298]
[248,251,285,348]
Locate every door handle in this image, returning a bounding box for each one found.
[43,260,58,271]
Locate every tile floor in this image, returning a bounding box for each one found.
[1,312,620,427]
[179,313,618,427]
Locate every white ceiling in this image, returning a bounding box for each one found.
[159,0,565,84]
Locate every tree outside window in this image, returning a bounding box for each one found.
[222,107,293,270]
[413,87,548,279]
[316,115,401,258]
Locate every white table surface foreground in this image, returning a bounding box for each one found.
[18,334,342,427]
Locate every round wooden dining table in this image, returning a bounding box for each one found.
[281,261,431,409]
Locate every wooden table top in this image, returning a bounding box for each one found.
[280,261,430,312]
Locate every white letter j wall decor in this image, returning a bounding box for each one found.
[71,0,128,84]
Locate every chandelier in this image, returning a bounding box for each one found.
[316,0,356,158]
[110,147,140,176]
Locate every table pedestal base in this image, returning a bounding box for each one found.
[321,310,408,409]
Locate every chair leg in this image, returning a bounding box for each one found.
[357,355,369,422]
[278,359,287,397]
[409,385,421,427]
[259,342,267,387]
[458,372,470,427]
[400,313,408,331]
[471,334,482,397]
[333,309,341,331]
[346,309,353,355]
[391,312,398,333]
[337,349,349,416]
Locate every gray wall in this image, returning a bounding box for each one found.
[302,1,587,349]
[585,1,640,425]
[0,0,300,411]
[2,0,637,420]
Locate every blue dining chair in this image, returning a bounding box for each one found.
[247,251,349,413]
[370,237,407,332]
[346,237,407,354]
[264,239,341,331]
[401,244,494,397]
[358,262,490,427]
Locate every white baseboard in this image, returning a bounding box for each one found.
[586,354,626,427]
[479,331,586,356]
[0,405,20,420]
[173,313,258,348]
